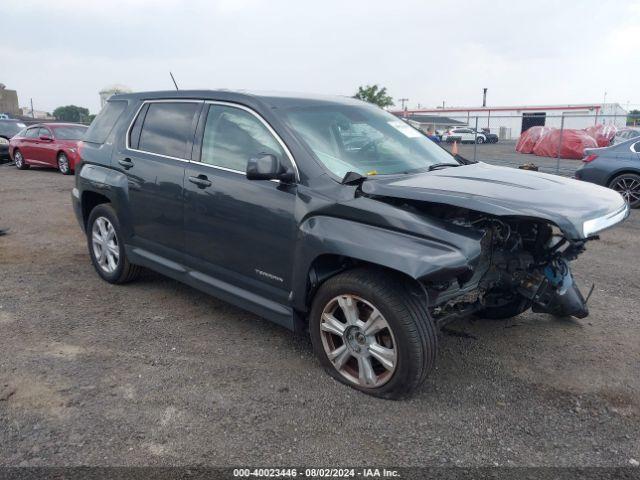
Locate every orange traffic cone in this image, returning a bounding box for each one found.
[452,140,459,155]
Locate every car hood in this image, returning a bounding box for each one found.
[361,162,628,239]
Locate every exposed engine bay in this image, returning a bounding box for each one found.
[397,203,594,326]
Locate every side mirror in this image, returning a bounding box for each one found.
[39,134,53,141]
[246,154,294,183]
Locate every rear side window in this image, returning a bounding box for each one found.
[137,102,199,159]
[84,100,127,144]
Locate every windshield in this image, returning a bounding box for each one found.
[52,125,88,140]
[281,103,458,178]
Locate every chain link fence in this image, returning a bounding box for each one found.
[407,113,640,177]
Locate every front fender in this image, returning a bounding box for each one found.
[291,216,481,311]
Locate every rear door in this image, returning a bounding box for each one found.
[117,100,202,259]
[19,127,40,161]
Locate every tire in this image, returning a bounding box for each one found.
[87,204,141,284]
[309,268,437,399]
[476,293,531,320]
[13,150,29,170]
[476,136,485,144]
[608,173,640,208]
[57,152,72,175]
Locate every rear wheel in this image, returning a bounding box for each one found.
[57,152,72,175]
[14,150,29,170]
[309,268,437,399]
[609,173,640,208]
[87,204,141,284]
[476,136,485,144]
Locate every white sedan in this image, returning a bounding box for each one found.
[441,127,487,144]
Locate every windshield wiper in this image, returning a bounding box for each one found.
[428,162,462,171]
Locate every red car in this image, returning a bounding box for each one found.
[10,123,88,175]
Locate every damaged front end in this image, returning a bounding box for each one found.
[414,208,595,325]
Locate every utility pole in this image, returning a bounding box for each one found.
[442,101,445,109]
[398,98,409,110]
[482,88,488,107]
[30,98,35,119]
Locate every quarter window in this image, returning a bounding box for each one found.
[138,102,200,159]
[85,100,127,144]
[200,105,286,172]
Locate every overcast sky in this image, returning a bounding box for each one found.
[3,0,638,114]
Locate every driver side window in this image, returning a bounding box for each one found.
[201,105,286,172]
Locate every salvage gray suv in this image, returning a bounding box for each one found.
[72,91,629,398]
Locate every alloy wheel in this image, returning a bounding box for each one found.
[319,294,397,388]
[612,175,640,206]
[14,151,23,168]
[58,154,69,174]
[91,217,120,273]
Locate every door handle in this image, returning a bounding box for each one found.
[118,158,134,169]
[188,174,212,189]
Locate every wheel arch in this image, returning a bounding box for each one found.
[304,254,428,313]
[81,191,111,229]
[606,169,640,187]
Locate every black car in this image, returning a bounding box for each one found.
[72,90,628,398]
[0,119,27,161]
[480,128,499,143]
[575,138,640,208]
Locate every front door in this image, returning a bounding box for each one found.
[116,100,202,258]
[35,127,56,166]
[184,103,297,307]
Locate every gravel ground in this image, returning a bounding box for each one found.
[0,164,639,467]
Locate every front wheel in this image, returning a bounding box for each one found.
[57,152,72,175]
[476,136,485,144]
[14,150,29,170]
[87,204,141,284]
[309,268,437,399]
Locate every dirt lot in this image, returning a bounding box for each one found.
[0,164,639,467]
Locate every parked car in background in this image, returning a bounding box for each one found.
[575,137,640,208]
[441,127,487,144]
[612,128,640,145]
[10,123,88,174]
[0,119,27,161]
[480,128,499,143]
[72,90,627,398]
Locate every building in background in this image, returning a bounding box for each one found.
[20,106,54,120]
[0,83,20,116]
[392,103,628,140]
[99,84,132,108]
